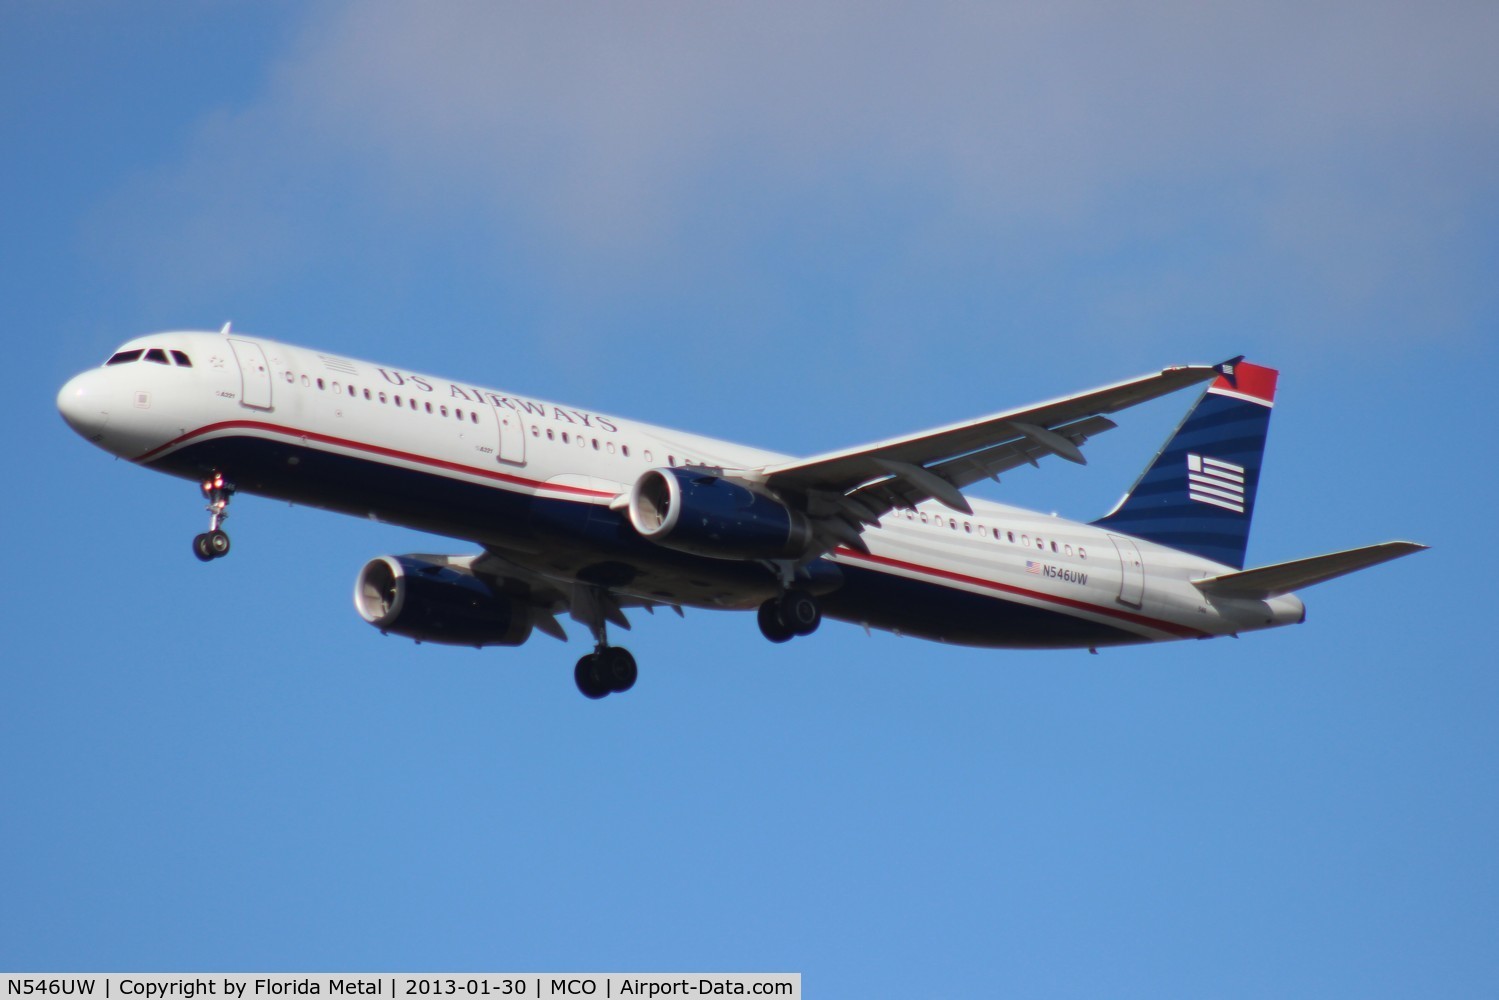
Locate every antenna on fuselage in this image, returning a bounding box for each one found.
[220,322,232,335]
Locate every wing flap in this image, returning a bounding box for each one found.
[1193,541,1427,599]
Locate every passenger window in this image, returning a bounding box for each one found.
[643,450,653,462]
[547,429,555,441]
[424,402,433,413]
[470,412,478,424]
[591,439,599,450]
[1065,544,1074,556]
[394,395,402,406]
[1021,535,1030,546]
[531,425,540,437]
[144,348,169,365]
[363,389,371,400]
[333,382,342,395]
[1006,531,1015,543]
[378,392,387,404]
[607,442,615,454]
[622,446,630,458]
[317,378,326,390]
[300,375,310,387]
[440,406,448,417]
[1051,541,1058,553]
[1079,548,1087,560]
[106,350,143,366]
[171,350,192,367]
[963,522,972,533]
[978,525,987,537]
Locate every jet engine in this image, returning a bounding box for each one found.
[627,467,813,560]
[354,555,533,647]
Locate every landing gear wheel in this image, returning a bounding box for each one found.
[758,600,795,643]
[194,472,236,561]
[574,654,610,700]
[778,589,822,636]
[600,647,638,693]
[192,533,215,562]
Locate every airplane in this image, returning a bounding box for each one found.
[56,328,1425,698]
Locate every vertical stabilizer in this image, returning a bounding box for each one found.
[1091,361,1277,569]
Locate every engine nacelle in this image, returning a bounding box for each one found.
[354,555,533,647]
[627,467,813,560]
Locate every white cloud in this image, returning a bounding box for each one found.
[92,1,1499,348]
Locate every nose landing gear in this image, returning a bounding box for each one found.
[192,472,236,562]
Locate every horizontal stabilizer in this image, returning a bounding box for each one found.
[1193,541,1427,600]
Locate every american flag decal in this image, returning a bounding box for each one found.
[1025,560,1043,575]
[1187,454,1246,513]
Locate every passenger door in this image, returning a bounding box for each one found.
[227,338,274,411]
[489,399,526,465]
[1107,533,1145,608]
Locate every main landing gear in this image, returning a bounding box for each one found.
[757,589,822,644]
[573,607,637,700]
[192,472,235,562]
[574,645,638,700]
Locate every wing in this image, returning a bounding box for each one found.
[468,549,683,642]
[746,361,1231,556]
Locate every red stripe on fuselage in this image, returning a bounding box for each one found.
[134,420,617,498]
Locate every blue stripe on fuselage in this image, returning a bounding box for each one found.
[149,430,1142,649]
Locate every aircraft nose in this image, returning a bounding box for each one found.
[57,369,111,442]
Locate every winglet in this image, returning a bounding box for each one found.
[1213,355,1246,385]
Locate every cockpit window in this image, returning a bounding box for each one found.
[105,350,144,366]
[171,350,192,367]
[144,348,170,365]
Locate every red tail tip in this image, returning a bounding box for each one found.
[1212,361,1278,406]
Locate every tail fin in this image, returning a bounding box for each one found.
[1091,360,1277,569]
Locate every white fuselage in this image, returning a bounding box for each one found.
[58,331,1306,649]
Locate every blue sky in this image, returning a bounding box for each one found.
[4,3,1497,994]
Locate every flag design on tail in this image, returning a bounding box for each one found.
[1187,454,1246,512]
[1091,361,1278,570]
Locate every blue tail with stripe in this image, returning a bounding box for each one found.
[1091,361,1278,570]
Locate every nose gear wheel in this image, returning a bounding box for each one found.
[193,473,236,561]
